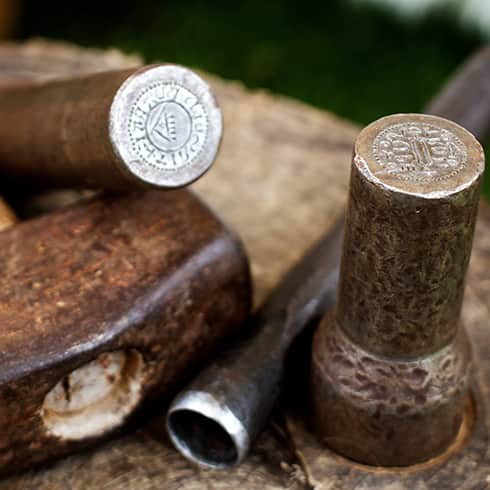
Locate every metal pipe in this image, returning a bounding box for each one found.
[0,64,222,190]
[167,216,344,469]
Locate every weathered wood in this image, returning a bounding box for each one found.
[0,65,222,191]
[0,196,15,231]
[0,0,18,40]
[0,40,489,489]
[0,40,141,85]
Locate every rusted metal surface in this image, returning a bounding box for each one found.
[288,200,490,490]
[165,45,490,473]
[0,189,251,474]
[0,64,222,190]
[167,216,344,469]
[311,113,484,466]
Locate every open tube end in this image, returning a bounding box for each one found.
[166,390,249,470]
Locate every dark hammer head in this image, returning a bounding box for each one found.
[0,189,251,474]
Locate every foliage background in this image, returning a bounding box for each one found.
[19,0,489,197]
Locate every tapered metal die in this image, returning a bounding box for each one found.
[311,113,484,466]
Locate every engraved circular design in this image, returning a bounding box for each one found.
[128,82,208,171]
[372,122,467,182]
[109,65,222,188]
[145,101,192,152]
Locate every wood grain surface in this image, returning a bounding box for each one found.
[0,40,488,489]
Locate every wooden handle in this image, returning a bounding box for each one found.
[0,196,16,231]
[0,189,251,474]
[426,46,490,141]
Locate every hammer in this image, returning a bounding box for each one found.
[0,196,15,231]
[0,189,251,474]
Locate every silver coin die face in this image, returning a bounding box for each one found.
[356,113,484,198]
[110,65,222,188]
[372,122,467,183]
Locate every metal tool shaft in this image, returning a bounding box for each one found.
[0,64,222,190]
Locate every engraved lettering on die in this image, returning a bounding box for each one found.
[128,82,208,171]
[372,123,467,182]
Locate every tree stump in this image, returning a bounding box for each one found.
[0,40,489,489]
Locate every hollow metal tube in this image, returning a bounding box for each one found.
[167,216,344,469]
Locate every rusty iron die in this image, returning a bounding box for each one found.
[166,216,344,469]
[311,113,484,466]
[0,64,222,190]
[0,189,251,474]
[166,47,490,470]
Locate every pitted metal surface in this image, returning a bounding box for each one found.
[311,113,484,466]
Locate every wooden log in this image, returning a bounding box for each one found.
[0,40,489,489]
[0,0,18,40]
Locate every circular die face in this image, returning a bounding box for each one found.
[372,122,467,183]
[356,114,484,197]
[110,65,222,188]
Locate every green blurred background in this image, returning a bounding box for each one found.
[15,0,489,197]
